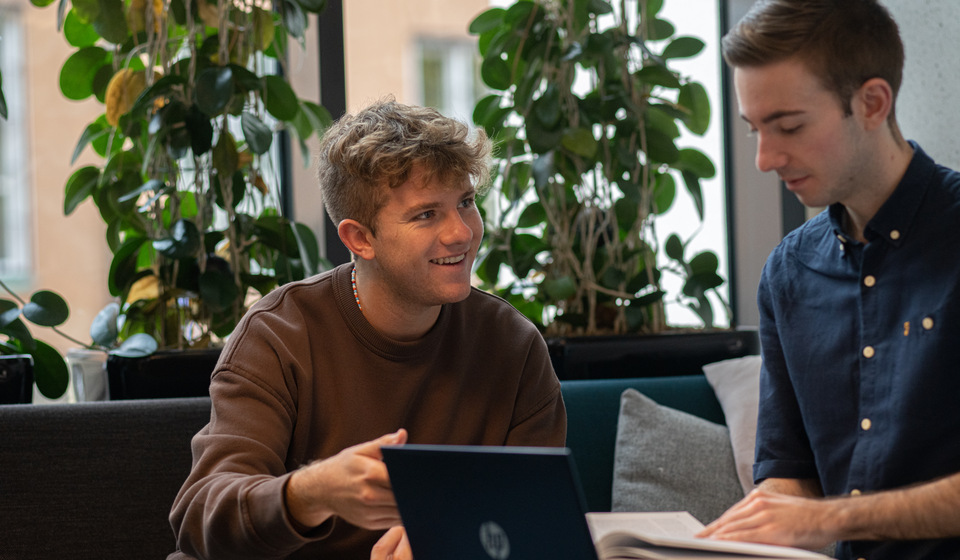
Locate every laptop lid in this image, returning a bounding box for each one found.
[382,444,599,560]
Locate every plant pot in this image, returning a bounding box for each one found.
[67,348,109,402]
[107,348,222,400]
[547,328,760,381]
[0,354,34,404]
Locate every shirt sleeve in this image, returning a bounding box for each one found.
[169,326,331,559]
[753,257,820,484]
[504,329,567,448]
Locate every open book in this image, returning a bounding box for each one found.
[587,512,833,560]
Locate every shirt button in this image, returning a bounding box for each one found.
[890,229,901,240]
[850,489,862,496]
[863,346,875,358]
[923,317,935,330]
[863,275,876,287]
[861,418,872,431]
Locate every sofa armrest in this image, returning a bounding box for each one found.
[561,376,725,512]
[0,397,211,559]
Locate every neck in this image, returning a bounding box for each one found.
[351,263,441,341]
[842,136,914,243]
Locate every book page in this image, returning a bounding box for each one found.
[586,512,831,559]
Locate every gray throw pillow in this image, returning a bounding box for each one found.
[612,388,744,525]
[702,355,762,496]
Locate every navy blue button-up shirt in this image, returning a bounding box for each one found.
[754,144,960,559]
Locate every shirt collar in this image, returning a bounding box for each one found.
[828,141,935,248]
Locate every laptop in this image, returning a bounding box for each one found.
[381,444,600,560]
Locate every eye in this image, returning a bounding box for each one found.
[780,124,803,135]
[413,210,435,221]
[459,196,476,208]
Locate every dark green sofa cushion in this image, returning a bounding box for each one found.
[561,375,725,512]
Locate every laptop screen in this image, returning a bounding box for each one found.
[382,444,599,560]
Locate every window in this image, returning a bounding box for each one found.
[416,38,485,122]
[0,7,30,282]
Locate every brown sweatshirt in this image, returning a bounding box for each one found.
[168,264,567,560]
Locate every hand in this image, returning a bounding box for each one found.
[697,488,837,551]
[371,526,413,560]
[286,429,408,530]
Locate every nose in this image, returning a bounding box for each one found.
[440,210,476,247]
[754,132,787,173]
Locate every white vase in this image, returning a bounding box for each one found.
[67,348,109,402]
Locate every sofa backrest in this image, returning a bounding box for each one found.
[0,397,211,560]
[560,375,725,513]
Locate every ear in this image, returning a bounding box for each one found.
[855,77,894,131]
[337,219,376,261]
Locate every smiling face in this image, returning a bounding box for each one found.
[365,163,483,314]
[735,57,873,209]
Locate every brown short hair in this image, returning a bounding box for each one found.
[316,99,492,232]
[722,0,904,121]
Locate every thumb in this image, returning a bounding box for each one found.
[354,429,408,459]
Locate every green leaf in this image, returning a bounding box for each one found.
[635,64,681,89]
[199,268,239,312]
[282,0,307,39]
[30,0,57,6]
[110,333,158,358]
[32,340,69,399]
[481,56,512,90]
[678,82,711,135]
[689,251,720,274]
[533,84,561,129]
[681,170,705,220]
[665,233,684,261]
[675,148,716,179]
[196,66,234,116]
[154,219,202,259]
[0,317,35,351]
[292,0,326,13]
[517,201,546,228]
[71,120,110,164]
[59,46,110,100]
[64,166,101,215]
[263,74,300,121]
[561,127,598,158]
[213,131,239,180]
[92,0,129,43]
[90,302,119,347]
[291,221,323,276]
[0,299,21,328]
[469,7,505,34]
[241,112,273,155]
[587,0,614,15]
[298,100,332,137]
[542,276,577,301]
[647,18,675,41]
[108,236,147,296]
[185,104,214,156]
[644,127,679,165]
[22,291,70,327]
[662,36,705,60]
[651,172,676,215]
[64,9,100,47]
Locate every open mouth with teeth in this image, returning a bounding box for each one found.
[431,254,466,265]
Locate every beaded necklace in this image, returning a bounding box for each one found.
[351,265,362,310]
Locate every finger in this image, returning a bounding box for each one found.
[371,526,405,560]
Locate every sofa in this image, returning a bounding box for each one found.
[0,364,756,559]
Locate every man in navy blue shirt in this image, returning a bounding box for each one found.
[698,1,960,559]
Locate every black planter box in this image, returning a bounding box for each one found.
[547,328,760,380]
[0,355,34,404]
[107,348,222,400]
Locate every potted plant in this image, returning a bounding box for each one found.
[31,0,333,396]
[469,0,755,378]
[0,281,71,402]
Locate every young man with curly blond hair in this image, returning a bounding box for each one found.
[168,100,566,560]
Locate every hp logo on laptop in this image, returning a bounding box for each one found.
[478,521,510,559]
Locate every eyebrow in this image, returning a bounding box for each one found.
[741,109,806,126]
